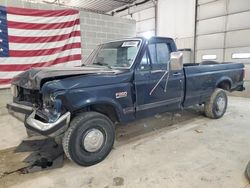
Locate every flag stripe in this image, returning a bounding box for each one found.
[0,48,81,65]
[9,42,81,57]
[8,30,81,43]
[8,19,80,30]
[0,79,12,85]
[0,54,82,71]
[0,72,22,78]
[7,7,79,17]
[9,36,81,50]
[0,60,81,80]
[7,13,79,24]
[8,25,80,37]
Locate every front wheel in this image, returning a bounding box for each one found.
[62,112,115,166]
[204,88,228,119]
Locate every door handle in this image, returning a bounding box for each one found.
[173,72,181,76]
[151,70,165,74]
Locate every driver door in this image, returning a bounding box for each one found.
[135,38,184,117]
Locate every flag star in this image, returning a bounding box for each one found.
[0,30,2,33]
[0,48,3,52]
[0,39,2,42]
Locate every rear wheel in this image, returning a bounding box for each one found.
[204,88,228,119]
[62,112,115,166]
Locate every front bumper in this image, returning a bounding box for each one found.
[7,102,71,137]
[7,102,33,121]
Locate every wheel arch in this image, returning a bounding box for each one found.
[72,98,123,123]
[216,77,233,91]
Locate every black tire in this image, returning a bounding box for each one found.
[62,112,115,166]
[204,88,228,119]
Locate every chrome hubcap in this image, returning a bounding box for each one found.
[217,97,226,112]
[83,129,104,152]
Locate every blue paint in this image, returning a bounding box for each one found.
[0,6,9,57]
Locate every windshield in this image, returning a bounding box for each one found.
[84,40,141,68]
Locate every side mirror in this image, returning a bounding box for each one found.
[170,52,183,71]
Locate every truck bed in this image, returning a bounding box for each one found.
[183,62,244,107]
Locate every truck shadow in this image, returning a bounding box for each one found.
[115,105,205,147]
[0,105,205,182]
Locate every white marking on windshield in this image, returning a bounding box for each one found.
[121,41,139,47]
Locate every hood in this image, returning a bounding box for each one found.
[12,66,121,90]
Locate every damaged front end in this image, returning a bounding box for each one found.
[7,78,71,137]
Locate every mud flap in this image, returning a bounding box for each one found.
[15,138,64,173]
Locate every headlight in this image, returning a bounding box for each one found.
[43,93,60,111]
[42,90,65,115]
[11,85,18,97]
[43,93,54,108]
[42,93,62,121]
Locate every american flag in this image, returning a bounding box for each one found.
[0,6,82,88]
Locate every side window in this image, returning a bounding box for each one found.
[148,42,170,70]
[138,50,150,71]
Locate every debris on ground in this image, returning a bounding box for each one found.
[154,114,162,119]
[0,138,64,177]
[195,129,203,133]
[15,138,64,173]
[113,177,124,186]
[174,113,182,118]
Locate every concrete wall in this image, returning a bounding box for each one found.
[80,12,136,61]
[0,0,136,114]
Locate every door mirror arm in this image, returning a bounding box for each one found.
[149,70,169,96]
[164,61,171,92]
[149,60,170,96]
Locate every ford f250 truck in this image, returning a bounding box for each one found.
[7,37,245,166]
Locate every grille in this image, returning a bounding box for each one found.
[14,86,42,107]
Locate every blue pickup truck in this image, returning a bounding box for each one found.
[7,37,245,166]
